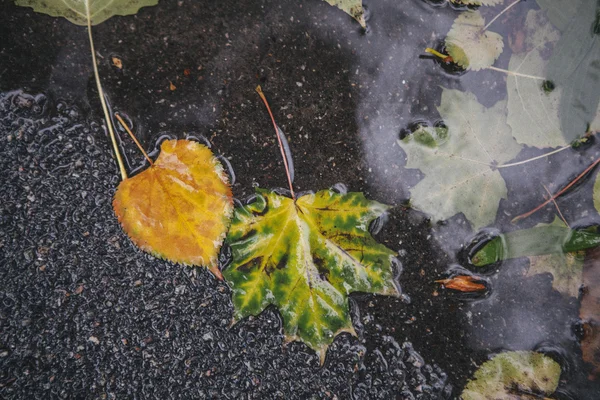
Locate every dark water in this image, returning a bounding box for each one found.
[1,0,600,398]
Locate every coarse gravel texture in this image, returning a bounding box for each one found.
[0,90,453,399]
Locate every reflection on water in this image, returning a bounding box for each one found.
[353,0,600,395]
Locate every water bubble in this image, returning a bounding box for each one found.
[330,183,348,195]
[185,133,211,148]
[461,228,505,272]
[369,213,388,236]
[216,155,236,186]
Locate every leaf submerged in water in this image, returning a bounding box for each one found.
[397,88,521,230]
[462,351,561,400]
[445,11,504,71]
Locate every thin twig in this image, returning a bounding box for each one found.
[255,86,296,200]
[497,145,571,168]
[86,3,127,180]
[486,66,545,80]
[512,156,600,223]
[543,184,569,228]
[483,0,521,31]
[115,113,154,166]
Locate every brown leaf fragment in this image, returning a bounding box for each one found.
[436,275,486,292]
[169,81,176,91]
[111,56,123,69]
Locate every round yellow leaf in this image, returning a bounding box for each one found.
[113,139,233,279]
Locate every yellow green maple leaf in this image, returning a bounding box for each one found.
[224,189,398,361]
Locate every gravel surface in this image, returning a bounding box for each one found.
[0,89,454,399]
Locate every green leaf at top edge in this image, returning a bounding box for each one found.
[15,0,159,26]
[323,0,366,28]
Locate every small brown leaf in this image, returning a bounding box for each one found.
[436,275,486,292]
[169,81,176,91]
[112,56,123,69]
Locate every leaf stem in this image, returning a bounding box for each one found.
[486,66,545,80]
[86,4,127,180]
[255,86,296,200]
[425,48,449,60]
[512,156,600,223]
[114,113,154,166]
[482,0,521,31]
[497,145,571,168]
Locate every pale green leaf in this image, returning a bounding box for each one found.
[527,217,585,298]
[511,0,600,144]
[590,102,600,133]
[546,0,600,143]
[445,11,504,71]
[594,170,600,215]
[323,0,365,28]
[224,189,398,361]
[462,351,561,400]
[397,88,521,230]
[470,215,600,297]
[506,10,564,147]
[536,0,582,32]
[14,0,158,26]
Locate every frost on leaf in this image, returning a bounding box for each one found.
[445,11,504,71]
[224,189,398,362]
[323,0,365,28]
[397,88,521,230]
[462,351,561,400]
[113,139,234,279]
[14,0,158,26]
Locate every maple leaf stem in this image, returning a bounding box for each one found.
[86,4,127,180]
[512,156,600,223]
[497,145,571,168]
[115,113,154,167]
[255,86,296,200]
[486,66,545,80]
[482,0,521,32]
